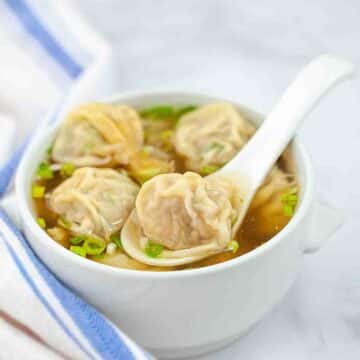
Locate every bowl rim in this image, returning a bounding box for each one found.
[16,90,314,280]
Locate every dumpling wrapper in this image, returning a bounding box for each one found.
[250,165,295,211]
[174,103,255,172]
[52,103,143,167]
[49,167,139,239]
[121,172,242,267]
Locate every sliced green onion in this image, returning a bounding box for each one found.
[288,194,298,205]
[70,245,87,257]
[140,105,197,123]
[160,130,173,141]
[160,130,174,150]
[231,213,237,225]
[281,188,298,217]
[227,240,239,253]
[281,193,297,206]
[145,241,163,258]
[37,217,46,229]
[283,204,294,217]
[133,168,163,184]
[60,163,75,178]
[47,146,53,156]
[205,141,225,153]
[32,185,46,198]
[91,253,105,260]
[58,216,72,229]
[110,234,123,249]
[200,165,220,175]
[175,105,197,118]
[37,162,54,180]
[83,237,106,256]
[140,105,174,119]
[69,235,87,245]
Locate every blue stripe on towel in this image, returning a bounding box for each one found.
[2,241,93,359]
[0,210,136,360]
[0,224,94,359]
[5,0,83,78]
[0,105,60,197]
[0,3,139,359]
[0,0,85,193]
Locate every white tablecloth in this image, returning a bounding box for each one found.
[8,1,360,359]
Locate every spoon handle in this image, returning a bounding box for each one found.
[222,54,355,187]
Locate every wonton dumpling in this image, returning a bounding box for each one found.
[174,103,255,171]
[136,172,239,250]
[250,165,295,211]
[49,167,139,239]
[52,103,143,167]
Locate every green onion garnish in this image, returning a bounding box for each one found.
[60,163,75,178]
[145,241,163,258]
[83,237,106,256]
[91,253,105,260]
[227,240,239,253]
[281,188,298,217]
[47,146,53,156]
[110,234,123,249]
[58,216,72,229]
[175,105,197,118]
[70,246,87,257]
[140,105,197,123]
[32,185,46,198]
[160,130,173,141]
[200,165,220,175]
[37,217,46,229]
[283,204,294,217]
[69,235,87,245]
[133,167,163,184]
[36,162,54,180]
[140,105,174,119]
[205,141,225,153]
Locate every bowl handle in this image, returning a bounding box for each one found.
[0,192,22,229]
[302,198,344,254]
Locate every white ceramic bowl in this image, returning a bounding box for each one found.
[11,91,341,359]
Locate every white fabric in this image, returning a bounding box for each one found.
[0,115,15,168]
[0,4,63,356]
[0,1,148,359]
[0,224,88,359]
[0,316,63,360]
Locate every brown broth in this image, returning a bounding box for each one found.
[33,105,297,271]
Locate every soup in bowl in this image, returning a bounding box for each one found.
[32,99,298,271]
[12,91,337,358]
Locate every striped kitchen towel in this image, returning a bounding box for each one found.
[0,1,152,359]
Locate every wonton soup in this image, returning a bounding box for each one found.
[32,102,298,271]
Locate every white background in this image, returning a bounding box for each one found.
[9,1,360,359]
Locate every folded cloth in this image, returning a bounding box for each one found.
[0,1,151,359]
